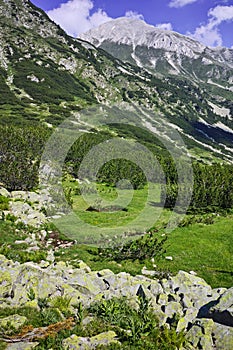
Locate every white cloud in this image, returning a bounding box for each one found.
[125,10,144,20]
[47,0,112,37]
[156,23,173,31]
[169,0,198,8]
[189,5,233,47]
[125,11,144,20]
[189,24,222,46]
[208,5,233,25]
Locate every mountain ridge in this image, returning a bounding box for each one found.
[0,0,233,162]
[80,17,206,58]
[80,17,233,91]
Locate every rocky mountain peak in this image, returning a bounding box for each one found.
[80,17,205,58]
[80,16,233,93]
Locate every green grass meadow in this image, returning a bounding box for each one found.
[49,180,233,288]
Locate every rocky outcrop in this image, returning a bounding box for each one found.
[0,186,53,227]
[0,254,232,349]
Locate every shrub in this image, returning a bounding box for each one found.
[96,231,167,262]
[0,196,10,210]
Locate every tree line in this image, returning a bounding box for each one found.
[0,125,233,213]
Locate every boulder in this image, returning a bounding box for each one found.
[0,314,27,331]
[0,187,10,197]
[186,319,215,349]
[6,343,39,350]
[0,271,12,298]
[213,323,233,350]
[164,301,183,320]
[62,331,120,349]
[209,287,233,326]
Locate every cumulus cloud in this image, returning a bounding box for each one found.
[156,23,173,31]
[189,5,233,46]
[190,24,222,46]
[169,0,198,8]
[47,0,112,37]
[125,11,144,20]
[208,5,233,25]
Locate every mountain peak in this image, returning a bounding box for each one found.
[80,17,205,58]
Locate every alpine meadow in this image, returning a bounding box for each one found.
[0,0,233,349]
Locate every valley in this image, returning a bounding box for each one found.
[0,0,233,349]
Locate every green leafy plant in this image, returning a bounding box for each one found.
[0,196,9,211]
[88,296,186,349]
[27,287,36,301]
[50,296,72,315]
[38,297,49,310]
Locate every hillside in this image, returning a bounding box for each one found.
[0,2,233,348]
[0,0,232,162]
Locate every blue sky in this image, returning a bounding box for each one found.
[32,0,233,48]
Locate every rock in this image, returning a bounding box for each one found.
[189,270,197,276]
[164,301,183,321]
[62,331,120,349]
[0,253,233,349]
[181,294,193,309]
[148,280,163,296]
[46,250,55,263]
[0,314,27,331]
[209,287,233,326]
[0,187,10,197]
[39,230,47,240]
[76,261,91,273]
[39,261,50,268]
[11,191,28,200]
[170,270,213,309]
[141,266,157,277]
[27,192,41,203]
[186,319,215,349]
[0,271,12,298]
[157,293,168,306]
[150,302,167,326]
[213,323,233,350]
[165,256,173,261]
[198,319,215,349]
[96,269,114,277]
[9,201,46,227]
[6,342,39,350]
[82,316,94,326]
[68,271,106,297]
[177,307,198,332]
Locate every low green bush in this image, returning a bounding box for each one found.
[95,231,167,262]
[0,196,9,210]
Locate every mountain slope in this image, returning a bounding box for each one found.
[0,0,152,125]
[80,18,233,93]
[0,1,233,162]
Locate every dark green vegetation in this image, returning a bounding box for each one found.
[1,123,233,213]
[0,125,51,190]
